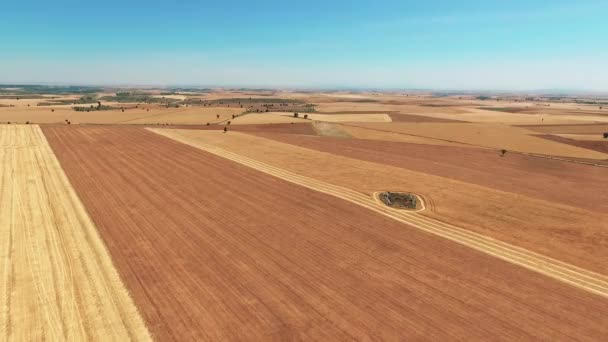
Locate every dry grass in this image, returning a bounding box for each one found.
[0,125,150,340]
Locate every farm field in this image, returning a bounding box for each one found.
[341,122,608,159]
[157,129,608,274]
[0,106,243,125]
[1,88,608,340]
[0,125,150,340]
[250,132,608,212]
[42,126,608,340]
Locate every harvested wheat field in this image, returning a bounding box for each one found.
[160,129,608,275]
[42,126,608,340]
[0,105,243,125]
[341,124,467,146]
[0,125,150,340]
[304,113,392,123]
[344,122,608,159]
[119,107,243,125]
[251,132,608,212]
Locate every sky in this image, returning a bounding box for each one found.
[1,0,607,91]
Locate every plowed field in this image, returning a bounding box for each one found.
[43,126,608,340]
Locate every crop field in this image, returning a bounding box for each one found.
[1,89,608,340]
[39,125,607,340]
[0,125,150,340]
[157,129,608,274]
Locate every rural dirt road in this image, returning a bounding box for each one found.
[0,125,150,340]
[152,128,608,298]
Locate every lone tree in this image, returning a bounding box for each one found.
[304,114,308,119]
[293,112,299,118]
[500,149,507,157]
[217,114,220,119]
[603,132,608,139]
[223,126,228,133]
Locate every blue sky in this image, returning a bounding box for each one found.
[1,0,607,90]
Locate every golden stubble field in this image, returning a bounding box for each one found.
[0,125,150,340]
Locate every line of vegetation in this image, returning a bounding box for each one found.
[193,98,304,105]
[72,105,119,112]
[574,100,608,105]
[37,96,100,106]
[99,92,181,103]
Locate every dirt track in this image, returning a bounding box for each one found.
[43,126,608,340]
[0,125,150,340]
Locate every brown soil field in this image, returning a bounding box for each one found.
[344,122,608,159]
[537,134,608,154]
[555,133,608,141]
[220,122,316,135]
[154,128,608,297]
[518,123,608,134]
[251,133,608,212]
[0,125,150,340]
[43,126,608,340]
[162,129,608,274]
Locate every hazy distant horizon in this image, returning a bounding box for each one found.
[2,0,607,91]
[3,83,608,97]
